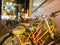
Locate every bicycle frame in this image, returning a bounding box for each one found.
[12,26,32,45]
[26,16,55,44]
[11,16,55,45]
[11,26,25,45]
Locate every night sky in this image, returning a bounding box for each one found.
[16,0,29,9]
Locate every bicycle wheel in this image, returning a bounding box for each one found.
[1,34,33,45]
[1,34,20,45]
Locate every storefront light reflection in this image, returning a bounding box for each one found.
[1,15,16,20]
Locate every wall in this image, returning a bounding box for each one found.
[33,0,60,31]
[42,0,60,31]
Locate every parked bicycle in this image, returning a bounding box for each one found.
[0,15,56,45]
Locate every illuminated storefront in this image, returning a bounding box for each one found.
[1,0,16,20]
[1,0,33,20]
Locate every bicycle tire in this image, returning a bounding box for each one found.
[1,33,33,45]
[1,33,20,45]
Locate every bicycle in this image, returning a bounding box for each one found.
[1,25,33,45]
[1,15,56,45]
[25,15,55,45]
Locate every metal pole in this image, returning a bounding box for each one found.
[29,0,33,17]
[45,18,54,39]
[0,0,2,20]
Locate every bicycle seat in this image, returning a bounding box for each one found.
[12,26,25,35]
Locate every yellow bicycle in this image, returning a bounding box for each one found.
[1,15,56,45]
[1,26,33,45]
